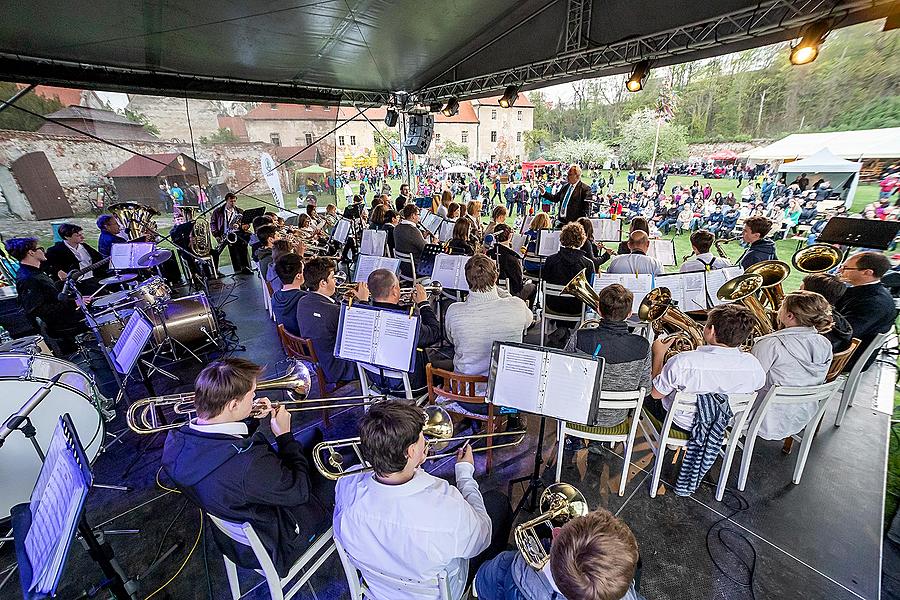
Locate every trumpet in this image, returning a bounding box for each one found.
[312,405,527,480]
[399,283,443,303]
[514,483,589,569]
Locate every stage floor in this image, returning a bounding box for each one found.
[0,271,893,600]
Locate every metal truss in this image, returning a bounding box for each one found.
[564,0,592,53]
[414,0,893,103]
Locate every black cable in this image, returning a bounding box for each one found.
[701,483,757,600]
[152,497,189,565]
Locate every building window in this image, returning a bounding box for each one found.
[491,109,497,120]
[350,135,356,145]
[338,135,345,146]
[434,133,441,142]
[516,155,521,162]
[305,133,313,145]
[516,132,522,142]
[461,130,468,143]
[490,131,497,142]
[270,133,281,146]
[305,105,312,111]
[517,110,523,120]
[270,103,277,110]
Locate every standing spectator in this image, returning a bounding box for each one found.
[627,169,636,192]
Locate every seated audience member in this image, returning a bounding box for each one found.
[647,304,765,433]
[750,291,833,440]
[493,224,536,305]
[365,269,441,394]
[295,257,368,383]
[445,255,534,412]
[566,285,651,430]
[272,253,305,336]
[577,217,611,271]
[800,273,853,353]
[475,508,646,600]
[162,358,331,578]
[44,223,105,292]
[605,231,664,276]
[334,401,512,600]
[617,217,649,255]
[837,251,898,371]
[448,218,477,256]
[447,202,462,221]
[542,222,595,346]
[679,230,730,273]
[738,216,777,269]
[266,239,293,293]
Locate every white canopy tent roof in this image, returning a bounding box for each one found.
[777,148,862,206]
[443,165,476,175]
[744,127,900,161]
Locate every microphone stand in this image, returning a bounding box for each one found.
[0,373,65,458]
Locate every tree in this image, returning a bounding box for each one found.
[524,128,551,156]
[618,110,688,167]
[124,108,160,136]
[373,129,400,162]
[441,139,469,161]
[0,83,63,131]
[199,127,239,144]
[546,138,612,164]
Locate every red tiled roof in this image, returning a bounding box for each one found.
[107,153,209,177]
[245,103,343,121]
[217,115,248,140]
[18,84,84,107]
[434,101,479,124]
[472,92,533,108]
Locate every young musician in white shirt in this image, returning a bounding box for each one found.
[679,230,730,273]
[333,400,512,600]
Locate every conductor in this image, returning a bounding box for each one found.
[541,164,592,224]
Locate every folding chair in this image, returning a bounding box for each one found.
[834,331,892,427]
[395,250,425,285]
[539,281,585,346]
[555,388,646,496]
[207,515,337,600]
[738,380,842,490]
[357,362,426,404]
[639,392,756,501]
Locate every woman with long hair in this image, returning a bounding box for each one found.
[447,218,476,256]
[523,212,551,273]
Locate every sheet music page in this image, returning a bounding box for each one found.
[655,273,686,310]
[707,266,744,305]
[360,230,387,256]
[422,213,442,235]
[112,311,152,374]
[490,345,544,412]
[648,239,676,266]
[372,311,420,371]
[542,354,599,424]
[333,219,351,244]
[511,233,527,257]
[590,218,621,242]
[354,255,400,283]
[431,254,468,290]
[337,307,378,363]
[538,230,561,257]
[520,215,535,234]
[681,271,708,311]
[110,242,153,270]
[594,273,653,313]
[439,220,455,242]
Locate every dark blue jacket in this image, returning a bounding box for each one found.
[98,231,129,257]
[295,291,357,383]
[738,238,777,269]
[272,288,306,336]
[836,282,897,371]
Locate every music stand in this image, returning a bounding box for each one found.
[816,216,900,251]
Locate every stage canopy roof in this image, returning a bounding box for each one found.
[0,1,893,107]
[744,127,900,161]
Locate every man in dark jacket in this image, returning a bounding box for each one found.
[542,222,594,346]
[295,257,367,383]
[493,225,536,305]
[365,269,441,393]
[44,223,105,293]
[162,359,331,577]
[837,252,897,371]
[96,214,131,258]
[738,216,778,269]
[542,165,592,224]
[272,254,306,336]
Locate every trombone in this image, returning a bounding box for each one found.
[514,483,588,569]
[312,405,527,480]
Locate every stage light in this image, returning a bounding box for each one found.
[790,19,832,65]
[384,108,399,127]
[428,101,444,113]
[441,97,460,117]
[625,61,650,92]
[498,85,520,108]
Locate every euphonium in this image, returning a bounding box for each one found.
[562,268,600,312]
[514,483,589,569]
[792,243,841,273]
[189,212,212,257]
[638,287,705,361]
[108,201,160,241]
[743,260,791,310]
[715,273,772,336]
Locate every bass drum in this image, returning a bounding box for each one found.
[148,293,218,347]
[0,335,51,355]
[0,354,104,519]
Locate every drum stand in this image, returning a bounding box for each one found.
[139,303,200,381]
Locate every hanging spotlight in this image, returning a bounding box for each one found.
[428,101,444,113]
[789,19,832,65]
[441,97,460,117]
[625,61,650,92]
[384,108,399,127]
[498,85,520,108]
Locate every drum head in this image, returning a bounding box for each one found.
[92,289,132,310]
[0,354,103,519]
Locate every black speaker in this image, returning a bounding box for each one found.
[384,109,399,128]
[404,113,434,155]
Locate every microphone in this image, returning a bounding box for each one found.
[0,373,64,444]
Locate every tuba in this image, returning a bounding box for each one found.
[792,243,842,273]
[190,214,212,257]
[514,484,589,569]
[743,260,791,311]
[108,201,160,240]
[638,287,705,361]
[562,269,603,330]
[716,273,772,337]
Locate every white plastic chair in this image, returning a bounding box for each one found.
[539,280,585,345]
[834,331,892,427]
[357,362,426,404]
[334,536,454,600]
[639,392,756,501]
[206,515,338,600]
[737,380,842,489]
[555,388,646,496]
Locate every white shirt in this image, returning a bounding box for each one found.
[605,252,665,276]
[65,241,93,270]
[333,463,491,600]
[653,345,766,429]
[188,419,248,438]
[679,253,730,273]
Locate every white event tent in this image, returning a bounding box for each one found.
[777,148,862,206]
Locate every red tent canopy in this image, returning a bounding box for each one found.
[522,158,561,171]
[708,149,738,161]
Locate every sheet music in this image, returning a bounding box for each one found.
[708,266,745,305]
[647,239,676,266]
[360,229,387,256]
[332,218,351,244]
[422,212,442,235]
[112,311,153,374]
[337,307,379,363]
[490,345,544,413]
[538,230,561,257]
[438,220,455,243]
[109,242,155,270]
[590,218,621,242]
[656,272,708,311]
[511,233,527,257]
[520,215,535,234]
[543,354,600,424]
[593,273,654,313]
[354,255,400,283]
[372,311,420,371]
[430,254,469,290]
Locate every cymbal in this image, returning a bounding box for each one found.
[99,273,138,286]
[137,249,173,268]
[91,290,133,310]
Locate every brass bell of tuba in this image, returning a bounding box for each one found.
[792,243,842,273]
[743,260,791,310]
[562,268,601,312]
[716,273,772,337]
[638,287,705,361]
[514,483,589,569]
[108,201,160,241]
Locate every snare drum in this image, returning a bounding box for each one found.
[0,353,105,518]
[130,276,171,308]
[0,335,51,355]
